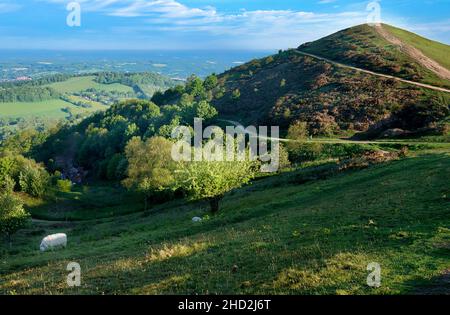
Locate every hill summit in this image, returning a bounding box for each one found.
[209,24,449,138]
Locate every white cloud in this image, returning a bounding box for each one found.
[41,0,439,49]
[318,0,337,4]
[0,1,21,13]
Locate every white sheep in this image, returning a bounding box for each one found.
[40,233,67,252]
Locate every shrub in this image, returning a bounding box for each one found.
[18,165,49,197]
[56,179,72,193]
[106,154,125,180]
[0,192,30,240]
[0,156,16,186]
[288,143,324,163]
[123,136,177,209]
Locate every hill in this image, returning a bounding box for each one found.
[210,24,449,138]
[1,151,449,294]
[299,24,450,88]
[377,24,450,76]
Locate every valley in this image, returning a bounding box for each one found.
[0,23,449,296]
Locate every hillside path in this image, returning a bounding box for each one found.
[374,25,450,80]
[294,50,450,94]
[218,119,450,146]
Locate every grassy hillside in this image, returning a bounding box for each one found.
[0,99,83,119]
[1,151,450,294]
[383,24,450,71]
[213,48,449,134]
[0,73,174,122]
[299,24,450,88]
[47,76,133,94]
[209,24,450,137]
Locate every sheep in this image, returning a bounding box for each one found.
[192,217,202,222]
[40,233,67,252]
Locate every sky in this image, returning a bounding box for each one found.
[0,0,449,50]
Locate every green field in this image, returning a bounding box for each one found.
[0,76,133,120]
[47,76,134,94]
[1,150,449,294]
[0,99,82,119]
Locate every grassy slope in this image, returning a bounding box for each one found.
[1,152,449,294]
[299,24,450,88]
[0,76,133,119]
[47,76,133,94]
[383,24,450,71]
[0,99,82,119]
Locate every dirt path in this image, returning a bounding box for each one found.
[218,119,450,146]
[294,50,450,94]
[374,24,450,80]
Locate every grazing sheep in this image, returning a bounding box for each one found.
[192,217,202,222]
[40,233,67,252]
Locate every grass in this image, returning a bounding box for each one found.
[299,24,450,88]
[47,76,133,94]
[0,76,133,120]
[24,184,145,221]
[0,99,82,119]
[383,24,450,71]
[62,95,107,112]
[1,151,449,294]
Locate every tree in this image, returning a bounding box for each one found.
[203,74,218,91]
[18,162,49,197]
[287,121,309,141]
[185,75,205,97]
[195,101,218,121]
[0,187,30,243]
[123,136,177,209]
[231,89,241,100]
[174,159,257,213]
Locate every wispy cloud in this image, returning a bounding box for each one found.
[28,0,373,49]
[23,0,448,49]
[0,1,21,13]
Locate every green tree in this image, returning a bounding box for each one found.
[0,191,30,242]
[18,162,49,197]
[203,74,218,90]
[195,101,218,121]
[0,156,16,186]
[174,159,257,213]
[185,75,205,97]
[231,89,241,100]
[287,121,309,141]
[123,136,177,209]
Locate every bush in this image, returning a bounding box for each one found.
[18,165,49,197]
[288,143,324,162]
[0,192,30,240]
[287,143,375,163]
[56,179,72,193]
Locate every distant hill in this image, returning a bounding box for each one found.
[212,24,450,137]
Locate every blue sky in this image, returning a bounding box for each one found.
[0,0,448,50]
